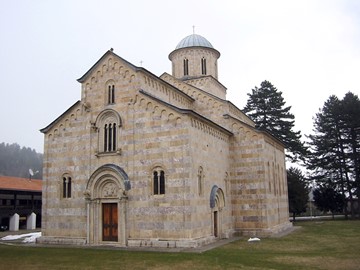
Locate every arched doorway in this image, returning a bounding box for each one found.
[85,164,131,246]
[210,185,225,238]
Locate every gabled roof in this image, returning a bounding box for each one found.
[77,49,138,83]
[77,49,195,103]
[40,101,81,134]
[0,176,42,192]
[183,74,227,92]
[139,89,233,136]
[223,113,285,147]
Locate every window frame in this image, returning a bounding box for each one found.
[62,175,72,199]
[153,168,166,195]
[201,57,207,75]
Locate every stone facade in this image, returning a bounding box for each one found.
[38,34,291,248]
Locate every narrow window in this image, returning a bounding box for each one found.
[103,122,117,152]
[108,85,115,104]
[153,171,159,195]
[104,124,108,151]
[62,176,72,198]
[183,58,189,76]
[160,171,165,194]
[198,167,203,196]
[111,85,115,103]
[112,123,116,151]
[67,177,72,198]
[201,57,207,75]
[108,124,112,151]
[153,169,165,195]
[63,177,67,198]
[108,86,111,104]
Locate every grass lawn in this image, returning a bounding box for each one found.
[0,220,359,270]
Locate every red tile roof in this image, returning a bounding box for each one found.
[0,175,42,192]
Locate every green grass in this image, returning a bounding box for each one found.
[1,220,360,270]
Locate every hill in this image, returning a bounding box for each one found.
[0,142,42,179]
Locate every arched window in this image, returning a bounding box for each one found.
[201,57,207,75]
[183,58,189,76]
[62,175,72,198]
[108,84,115,104]
[153,168,165,195]
[95,109,121,154]
[104,123,117,152]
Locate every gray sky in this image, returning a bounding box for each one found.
[1,0,359,153]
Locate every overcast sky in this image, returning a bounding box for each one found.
[0,0,359,153]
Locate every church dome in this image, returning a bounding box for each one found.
[175,34,214,50]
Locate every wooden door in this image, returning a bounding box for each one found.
[102,203,118,241]
[214,211,218,237]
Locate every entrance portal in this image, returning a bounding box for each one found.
[102,203,118,241]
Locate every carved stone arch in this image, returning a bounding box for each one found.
[86,164,131,199]
[95,109,122,128]
[108,58,113,69]
[152,105,159,114]
[168,113,175,121]
[102,64,107,74]
[210,185,225,209]
[139,98,146,107]
[113,61,119,71]
[65,118,69,129]
[119,66,124,75]
[96,70,101,80]
[95,109,122,153]
[231,123,239,132]
[85,164,130,246]
[61,171,73,199]
[105,79,116,86]
[239,127,245,135]
[210,185,225,238]
[150,163,167,195]
[146,102,153,111]
[91,76,96,85]
[161,109,167,119]
[129,74,135,83]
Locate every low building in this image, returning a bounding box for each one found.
[0,176,42,231]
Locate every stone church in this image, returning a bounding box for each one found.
[39,33,291,247]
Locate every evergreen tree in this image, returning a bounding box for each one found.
[287,167,309,221]
[0,142,43,179]
[313,180,345,219]
[243,80,307,162]
[307,92,360,218]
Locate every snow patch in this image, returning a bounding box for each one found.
[247,237,261,242]
[1,232,41,243]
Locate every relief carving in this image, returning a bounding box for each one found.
[102,182,117,198]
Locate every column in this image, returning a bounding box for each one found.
[9,213,19,231]
[26,212,36,230]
